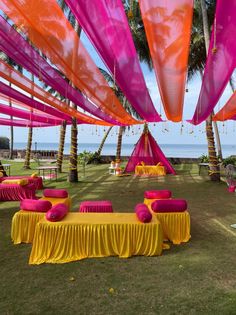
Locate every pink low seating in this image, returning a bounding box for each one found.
[0,176,43,190]
[151,199,187,213]
[135,203,152,223]
[144,190,172,199]
[0,183,36,201]
[79,200,113,213]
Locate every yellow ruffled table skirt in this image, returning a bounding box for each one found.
[144,199,190,245]
[29,213,164,264]
[135,165,166,176]
[11,196,71,244]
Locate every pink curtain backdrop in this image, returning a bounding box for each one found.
[65,0,161,122]
[139,0,193,122]
[0,81,72,122]
[191,0,236,125]
[0,103,64,125]
[0,1,138,126]
[0,117,57,128]
[0,183,37,201]
[0,16,122,126]
[125,130,175,174]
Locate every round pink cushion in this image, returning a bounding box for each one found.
[20,199,52,212]
[43,189,68,198]
[151,199,187,213]
[228,186,236,193]
[46,203,68,222]
[135,203,152,223]
[144,190,172,199]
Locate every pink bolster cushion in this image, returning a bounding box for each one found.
[46,203,68,222]
[20,199,52,212]
[135,203,152,223]
[43,189,68,198]
[144,190,172,199]
[151,199,187,213]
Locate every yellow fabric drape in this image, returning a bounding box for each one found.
[29,213,164,264]
[135,165,166,176]
[11,196,71,244]
[144,198,191,244]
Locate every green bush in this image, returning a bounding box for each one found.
[0,137,9,149]
[199,154,209,163]
[222,156,236,167]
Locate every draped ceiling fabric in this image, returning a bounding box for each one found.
[0,103,64,125]
[65,0,161,122]
[213,92,236,121]
[125,128,175,174]
[0,117,56,127]
[139,0,193,122]
[0,81,72,122]
[0,61,104,125]
[0,16,119,126]
[191,0,236,125]
[0,1,139,126]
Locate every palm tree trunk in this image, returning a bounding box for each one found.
[23,74,34,169]
[9,82,14,160]
[116,126,124,161]
[57,120,67,173]
[68,21,81,182]
[97,126,113,156]
[201,0,220,181]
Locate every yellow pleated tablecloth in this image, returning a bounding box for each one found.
[11,196,71,244]
[29,213,164,264]
[135,165,166,176]
[144,199,191,245]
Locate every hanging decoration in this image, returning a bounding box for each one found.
[191,0,236,125]
[139,0,193,122]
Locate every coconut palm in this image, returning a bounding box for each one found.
[96,126,113,156]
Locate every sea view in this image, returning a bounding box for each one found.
[14,142,236,158]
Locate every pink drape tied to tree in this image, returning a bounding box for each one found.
[0,118,56,128]
[125,130,175,174]
[65,0,161,122]
[0,16,121,126]
[191,0,236,125]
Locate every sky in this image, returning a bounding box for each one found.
[0,28,235,147]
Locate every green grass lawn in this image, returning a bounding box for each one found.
[1,161,236,314]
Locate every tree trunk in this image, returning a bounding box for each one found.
[9,82,14,160]
[23,74,34,169]
[201,0,220,181]
[57,120,67,173]
[116,126,124,161]
[97,126,113,156]
[0,160,7,176]
[23,127,33,169]
[68,21,81,182]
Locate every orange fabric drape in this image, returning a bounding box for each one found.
[0,0,139,126]
[0,61,108,125]
[213,92,236,121]
[139,0,193,122]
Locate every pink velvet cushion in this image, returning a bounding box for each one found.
[20,199,52,212]
[144,190,172,199]
[151,199,187,213]
[46,203,68,222]
[135,203,152,223]
[43,189,68,198]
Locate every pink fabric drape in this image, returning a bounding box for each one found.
[0,16,120,126]
[0,117,57,127]
[0,183,37,201]
[65,0,161,122]
[139,0,193,122]
[125,130,175,174]
[191,0,236,125]
[0,103,64,125]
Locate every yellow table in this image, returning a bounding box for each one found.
[11,196,71,244]
[135,165,166,176]
[144,199,191,245]
[29,213,164,264]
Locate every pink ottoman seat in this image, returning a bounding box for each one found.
[144,190,172,199]
[79,200,113,213]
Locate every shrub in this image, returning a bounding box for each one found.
[0,137,9,149]
[222,156,236,167]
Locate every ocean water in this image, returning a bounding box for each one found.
[14,142,236,158]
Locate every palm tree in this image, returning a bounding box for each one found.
[96,126,113,156]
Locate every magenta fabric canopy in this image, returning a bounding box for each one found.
[0,117,56,128]
[191,0,236,125]
[65,0,161,122]
[0,16,122,125]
